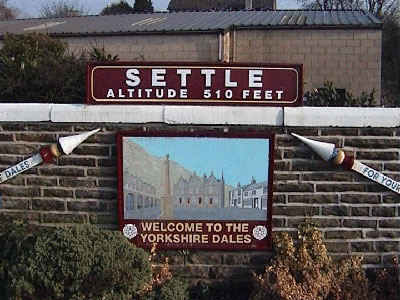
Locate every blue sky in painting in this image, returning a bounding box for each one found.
[129,137,269,187]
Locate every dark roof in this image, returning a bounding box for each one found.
[0,10,381,37]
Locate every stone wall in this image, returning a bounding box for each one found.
[0,105,398,298]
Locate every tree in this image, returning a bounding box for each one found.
[296,0,398,18]
[0,0,15,20]
[133,0,154,13]
[168,0,274,11]
[39,0,86,18]
[101,0,133,15]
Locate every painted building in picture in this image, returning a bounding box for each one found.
[229,177,268,210]
[174,171,225,208]
[0,10,382,102]
[123,172,160,215]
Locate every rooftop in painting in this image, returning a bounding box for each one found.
[0,10,381,37]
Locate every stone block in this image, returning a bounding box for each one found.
[379,219,400,228]
[0,133,14,141]
[27,178,57,186]
[322,206,351,216]
[67,201,107,212]
[288,194,338,204]
[325,230,362,239]
[40,167,85,177]
[351,207,370,216]
[0,144,38,155]
[43,188,74,198]
[366,230,400,239]
[89,214,118,225]
[343,219,377,228]
[2,198,31,210]
[375,241,399,252]
[1,186,41,197]
[32,199,65,211]
[87,168,117,177]
[273,205,319,216]
[362,255,381,264]
[301,172,353,182]
[351,241,373,252]
[345,138,399,149]
[274,183,314,193]
[356,151,398,160]
[372,207,397,217]
[73,145,110,156]
[272,217,286,227]
[325,241,349,253]
[316,183,365,193]
[58,157,96,167]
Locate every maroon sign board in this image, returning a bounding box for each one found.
[117,130,274,250]
[87,62,302,106]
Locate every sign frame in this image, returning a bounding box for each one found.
[117,129,275,251]
[87,62,303,106]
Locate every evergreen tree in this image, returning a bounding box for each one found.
[101,1,133,15]
[133,0,154,13]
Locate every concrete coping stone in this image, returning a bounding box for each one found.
[0,104,399,128]
[284,107,400,128]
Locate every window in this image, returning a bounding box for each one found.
[199,197,202,204]
[187,197,190,204]
[238,190,241,196]
[245,192,248,196]
[252,190,256,195]
[179,197,182,204]
[126,193,134,210]
[209,198,213,204]
[137,195,143,209]
[263,187,268,194]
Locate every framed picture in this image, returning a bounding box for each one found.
[117,130,274,250]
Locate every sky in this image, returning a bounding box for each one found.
[129,137,270,187]
[8,0,300,18]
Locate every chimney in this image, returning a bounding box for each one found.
[245,0,253,9]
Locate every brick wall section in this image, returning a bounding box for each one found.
[0,121,399,296]
[233,29,381,100]
[65,33,220,62]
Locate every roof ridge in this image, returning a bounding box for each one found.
[4,8,377,22]
[0,10,382,35]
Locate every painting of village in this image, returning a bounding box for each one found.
[122,135,270,221]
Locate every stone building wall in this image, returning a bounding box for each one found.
[0,105,398,297]
[234,29,382,100]
[65,33,220,62]
[62,27,381,100]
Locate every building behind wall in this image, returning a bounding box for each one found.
[0,10,382,101]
